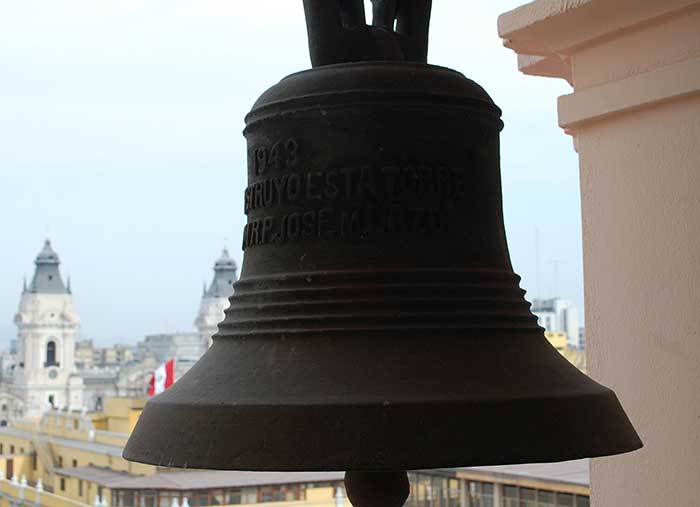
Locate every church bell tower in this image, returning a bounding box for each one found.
[194,249,237,348]
[13,240,83,416]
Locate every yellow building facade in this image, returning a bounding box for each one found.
[544,333,586,372]
[0,398,590,507]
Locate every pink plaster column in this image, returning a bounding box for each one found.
[498,1,700,505]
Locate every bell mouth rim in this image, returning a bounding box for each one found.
[122,447,644,473]
[122,385,624,407]
[123,320,641,471]
[123,385,642,472]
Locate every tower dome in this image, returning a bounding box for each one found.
[26,239,69,294]
[205,248,238,298]
[195,249,238,349]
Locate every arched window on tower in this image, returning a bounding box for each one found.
[45,340,58,367]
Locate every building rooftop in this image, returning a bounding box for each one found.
[52,461,589,491]
[55,467,346,490]
[54,466,135,487]
[0,426,124,457]
[458,459,589,486]
[1,424,589,491]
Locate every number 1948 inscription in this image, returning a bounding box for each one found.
[253,138,299,175]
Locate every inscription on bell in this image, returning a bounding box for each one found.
[242,205,449,250]
[242,138,469,250]
[244,164,467,213]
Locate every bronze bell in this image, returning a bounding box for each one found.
[125,0,641,501]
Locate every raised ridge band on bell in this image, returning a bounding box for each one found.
[244,91,503,129]
[215,269,540,336]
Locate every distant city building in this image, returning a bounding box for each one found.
[0,349,15,381]
[75,340,135,371]
[1,243,238,418]
[140,333,203,364]
[139,333,205,379]
[531,298,580,348]
[578,326,586,351]
[74,340,93,370]
[131,250,236,383]
[78,360,157,411]
[194,249,237,349]
[0,241,159,420]
[544,332,586,372]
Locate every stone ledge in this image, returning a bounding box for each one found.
[558,56,700,128]
[517,54,572,84]
[498,0,700,80]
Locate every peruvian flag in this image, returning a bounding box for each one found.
[147,359,175,396]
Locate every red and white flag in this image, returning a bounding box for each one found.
[147,358,175,396]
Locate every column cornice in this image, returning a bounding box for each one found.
[498,0,700,81]
[558,56,700,128]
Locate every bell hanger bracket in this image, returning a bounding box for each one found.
[302,0,433,67]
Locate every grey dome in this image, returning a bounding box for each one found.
[205,249,237,298]
[26,239,69,294]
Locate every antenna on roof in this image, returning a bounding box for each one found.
[535,226,541,299]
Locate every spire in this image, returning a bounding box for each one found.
[22,275,27,293]
[67,275,72,294]
[204,248,238,298]
[36,238,60,265]
[27,239,69,294]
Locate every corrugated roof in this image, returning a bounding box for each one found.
[108,470,345,490]
[0,427,123,457]
[54,467,136,487]
[55,463,587,491]
[459,459,589,486]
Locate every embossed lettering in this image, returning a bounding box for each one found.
[324,171,338,199]
[242,206,452,250]
[306,172,322,200]
[287,174,301,201]
[252,138,301,176]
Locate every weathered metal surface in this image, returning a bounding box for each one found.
[124,0,641,472]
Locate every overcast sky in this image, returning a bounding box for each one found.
[0,1,582,346]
